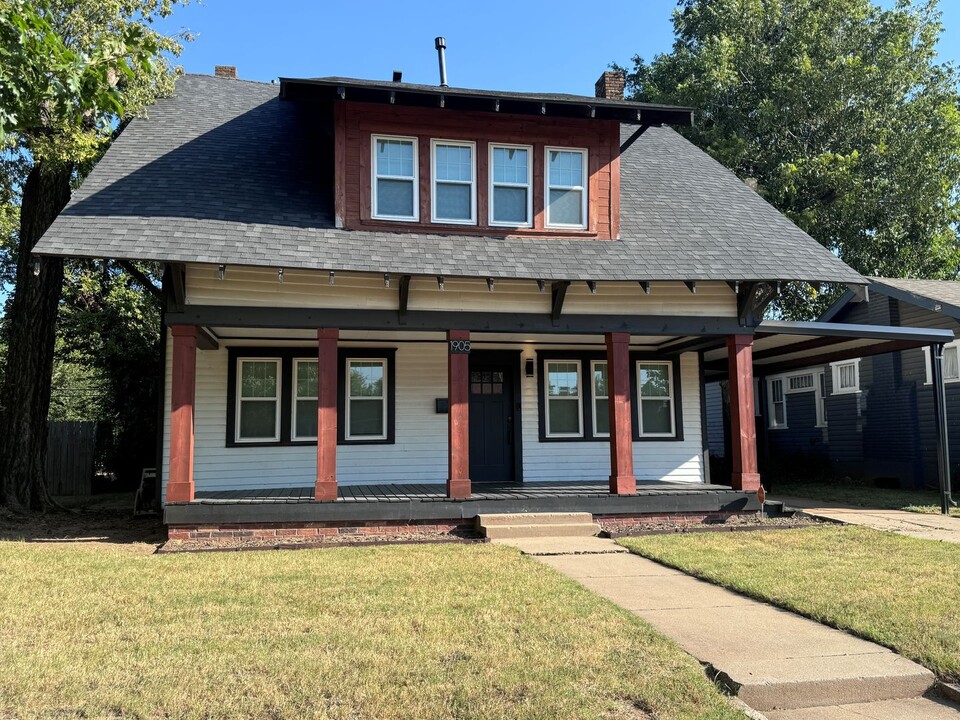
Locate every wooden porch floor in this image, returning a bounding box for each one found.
[192,481,741,505]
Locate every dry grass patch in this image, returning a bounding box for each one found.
[620,526,960,681]
[0,537,742,719]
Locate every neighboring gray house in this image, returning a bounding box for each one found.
[710,278,960,490]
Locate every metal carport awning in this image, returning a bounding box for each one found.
[702,320,957,515]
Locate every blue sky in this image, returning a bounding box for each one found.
[156,0,959,93]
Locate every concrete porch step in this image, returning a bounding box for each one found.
[478,512,595,526]
[477,512,600,539]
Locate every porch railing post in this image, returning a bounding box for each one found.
[727,334,761,492]
[447,330,471,499]
[315,328,339,501]
[929,342,955,514]
[167,325,198,503]
[606,332,637,495]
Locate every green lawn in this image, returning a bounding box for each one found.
[0,537,744,720]
[620,526,960,681]
[771,478,960,516]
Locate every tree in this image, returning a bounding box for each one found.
[0,0,187,511]
[619,0,960,318]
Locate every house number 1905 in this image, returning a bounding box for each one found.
[449,340,471,354]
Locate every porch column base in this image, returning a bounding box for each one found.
[166,482,194,503]
[731,472,761,492]
[609,475,637,495]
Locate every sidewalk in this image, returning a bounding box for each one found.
[773,495,960,544]
[495,536,958,718]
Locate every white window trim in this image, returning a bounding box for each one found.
[590,360,610,438]
[488,142,533,228]
[371,134,419,222]
[345,357,388,441]
[786,372,814,392]
[636,360,676,438]
[544,146,588,230]
[235,358,281,443]
[831,359,861,395]
[430,139,477,225]
[923,341,960,384]
[767,376,787,429]
[291,358,318,442]
[544,360,584,438]
[815,370,828,428]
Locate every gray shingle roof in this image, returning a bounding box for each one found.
[34,73,865,285]
[870,277,960,319]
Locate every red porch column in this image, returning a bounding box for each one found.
[606,332,637,495]
[315,328,339,501]
[447,330,471,499]
[167,325,198,503]
[727,334,761,491]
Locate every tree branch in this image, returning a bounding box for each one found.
[114,259,162,302]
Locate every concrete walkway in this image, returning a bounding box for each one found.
[494,536,957,717]
[774,495,960,544]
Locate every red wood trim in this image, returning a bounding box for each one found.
[476,140,488,227]
[359,129,371,221]
[588,147,600,233]
[533,143,545,230]
[447,330,471,499]
[168,325,198,503]
[334,101,347,228]
[727,334,761,491]
[419,138,430,223]
[316,328,339,500]
[606,332,637,494]
[609,127,621,239]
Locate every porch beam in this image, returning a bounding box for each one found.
[447,330,471,499]
[398,275,411,319]
[167,306,749,337]
[727,334,761,492]
[167,325,198,503]
[315,328,339,501]
[606,332,637,495]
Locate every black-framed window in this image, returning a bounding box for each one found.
[537,351,684,443]
[226,347,396,447]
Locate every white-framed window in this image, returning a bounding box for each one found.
[431,139,476,224]
[545,147,588,229]
[831,359,861,395]
[291,359,319,441]
[591,360,609,437]
[924,342,960,384]
[345,358,388,440]
[235,358,281,442]
[788,373,814,391]
[768,377,786,429]
[372,135,418,221]
[815,370,828,427]
[489,143,533,227]
[544,360,583,438]
[637,361,675,437]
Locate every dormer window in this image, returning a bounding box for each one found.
[545,147,588,229]
[489,144,533,227]
[372,135,418,221]
[431,140,476,224]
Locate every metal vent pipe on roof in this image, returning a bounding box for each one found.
[435,37,448,87]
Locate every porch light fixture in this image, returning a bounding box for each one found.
[329,271,335,286]
[384,274,391,288]
[437,275,445,291]
[218,264,226,280]
[278,268,284,283]
[525,359,535,378]
[587,280,597,294]
[487,278,495,292]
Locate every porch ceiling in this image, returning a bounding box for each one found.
[703,320,955,377]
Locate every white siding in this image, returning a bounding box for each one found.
[185,264,736,317]
[161,339,703,500]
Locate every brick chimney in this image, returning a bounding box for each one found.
[215,65,237,79]
[595,71,625,100]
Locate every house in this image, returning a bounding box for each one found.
[711,278,960,492]
[33,59,954,538]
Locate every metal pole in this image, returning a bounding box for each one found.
[929,343,955,514]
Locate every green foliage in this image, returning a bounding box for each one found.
[620,0,960,319]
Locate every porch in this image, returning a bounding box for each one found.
[166,480,756,525]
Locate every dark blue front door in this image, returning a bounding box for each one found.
[469,363,516,483]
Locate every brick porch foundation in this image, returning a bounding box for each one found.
[595,511,757,533]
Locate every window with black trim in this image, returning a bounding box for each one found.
[226,347,396,447]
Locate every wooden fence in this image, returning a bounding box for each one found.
[46,421,97,496]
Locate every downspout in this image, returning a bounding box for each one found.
[929,342,956,514]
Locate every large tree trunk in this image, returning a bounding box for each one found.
[0,160,71,512]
